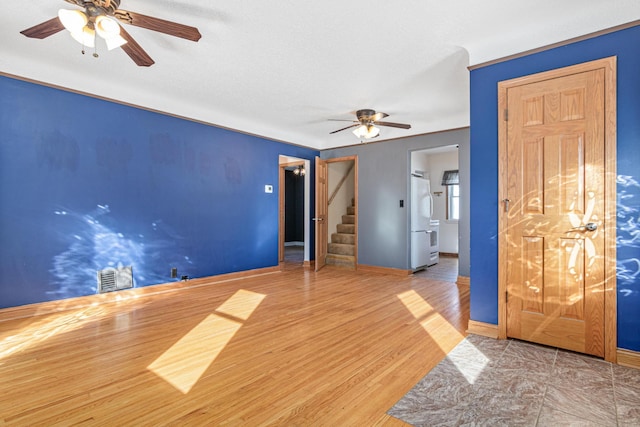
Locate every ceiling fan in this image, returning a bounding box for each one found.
[20,0,201,67]
[329,109,411,139]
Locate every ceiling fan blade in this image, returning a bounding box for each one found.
[119,26,155,67]
[371,112,389,122]
[327,119,358,122]
[330,124,359,134]
[375,121,412,129]
[20,17,65,39]
[114,10,202,41]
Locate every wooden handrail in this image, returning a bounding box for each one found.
[328,163,354,206]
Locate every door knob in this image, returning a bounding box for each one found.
[570,222,597,231]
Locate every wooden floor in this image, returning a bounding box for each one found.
[0,261,469,425]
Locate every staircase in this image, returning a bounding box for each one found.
[326,202,356,269]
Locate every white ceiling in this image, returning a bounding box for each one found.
[1,1,638,150]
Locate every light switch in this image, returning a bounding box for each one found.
[265,185,273,193]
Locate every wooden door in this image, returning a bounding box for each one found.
[315,157,328,271]
[501,62,615,357]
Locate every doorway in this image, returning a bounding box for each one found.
[315,156,358,271]
[410,145,460,277]
[279,156,311,267]
[497,57,617,360]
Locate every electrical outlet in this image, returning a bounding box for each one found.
[399,199,404,208]
[171,267,177,278]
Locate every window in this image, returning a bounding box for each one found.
[442,170,459,221]
[446,184,460,220]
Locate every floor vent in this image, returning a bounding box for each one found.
[97,266,133,293]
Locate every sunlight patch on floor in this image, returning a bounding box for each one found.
[0,304,107,360]
[397,289,486,384]
[147,289,266,394]
[147,314,242,394]
[216,289,267,320]
[397,289,436,320]
[445,339,489,384]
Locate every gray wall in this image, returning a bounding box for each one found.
[321,127,470,276]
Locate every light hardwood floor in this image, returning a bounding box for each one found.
[0,261,468,425]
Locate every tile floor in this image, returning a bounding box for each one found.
[388,335,640,426]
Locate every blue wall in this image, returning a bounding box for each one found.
[470,25,640,351]
[0,76,318,309]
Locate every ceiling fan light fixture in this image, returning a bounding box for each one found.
[330,109,410,138]
[353,124,379,139]
[70,26,96,48]
[23,3,201,67]
[352,125,367,138]
[58,9,88,33]
[95,15,121,39]
[104,34,127,50]
[366,125,380,138]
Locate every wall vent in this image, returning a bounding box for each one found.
[97,266,133,293]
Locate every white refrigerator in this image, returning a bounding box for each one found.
[411,174,433,270]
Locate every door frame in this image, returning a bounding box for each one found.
[279,158,310,267]
[497,57,617,361]
[316,155,359,269]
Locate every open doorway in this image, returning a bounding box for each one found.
[315,156,358,271]
[410,145,459,279]
[279,156,311,267]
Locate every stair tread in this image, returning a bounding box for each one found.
[328,242,355,256]
[327,204,357,263]
[331,233,356,244]
[326,253,356,269]
[341,214,355,224]
[337,224,355,233]
[326,253,355,260]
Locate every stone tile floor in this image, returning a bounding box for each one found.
[389,335,640,426]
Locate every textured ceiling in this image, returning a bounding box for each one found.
[1,1,638,150]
